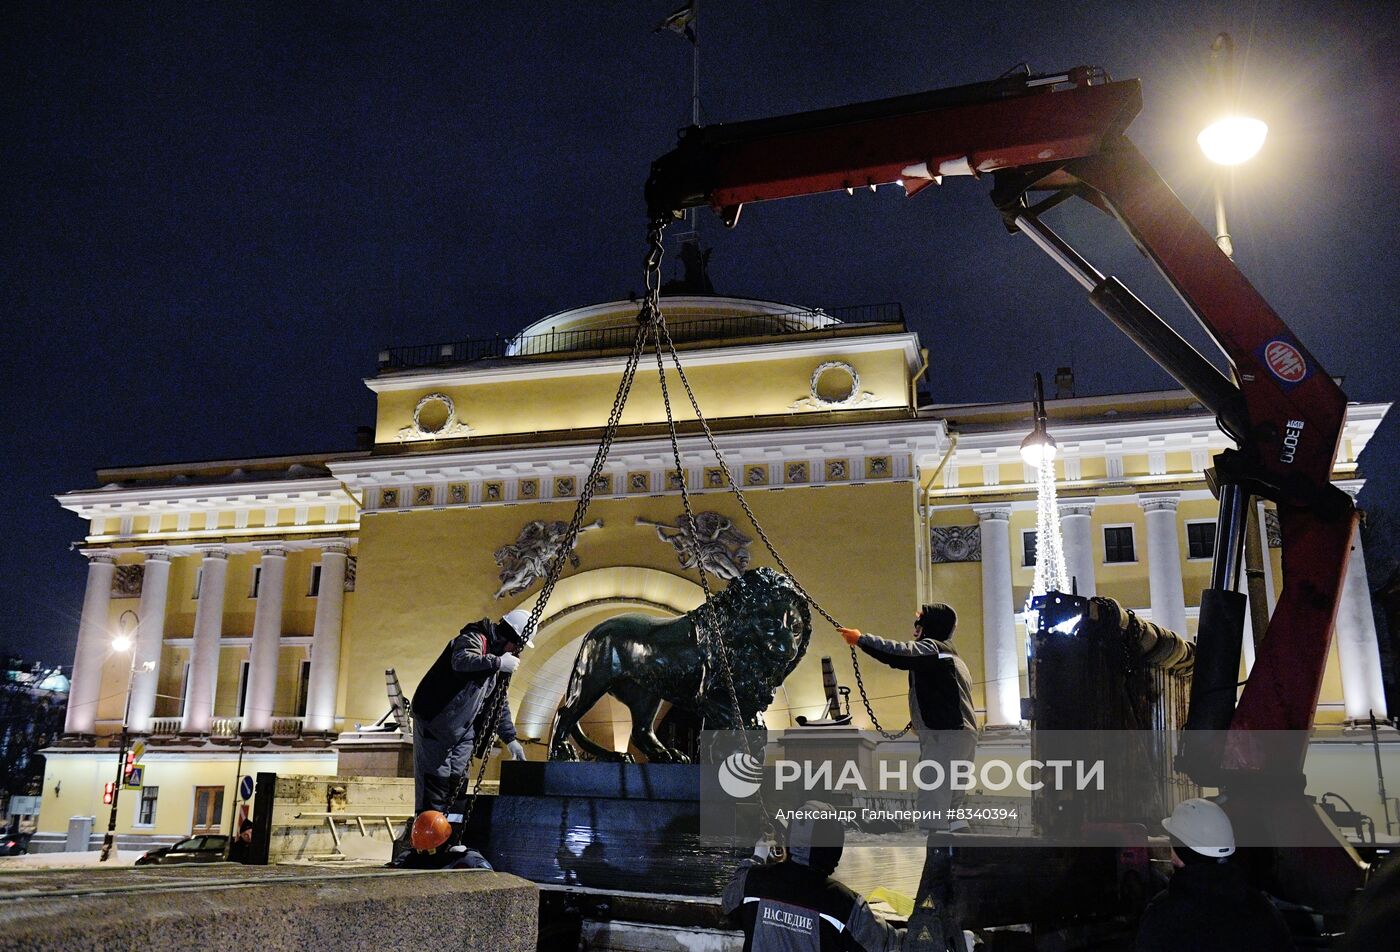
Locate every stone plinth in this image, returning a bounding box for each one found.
[332,730,414,778]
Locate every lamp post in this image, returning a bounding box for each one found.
[1198,32,1268,258]
[98,610,148,862]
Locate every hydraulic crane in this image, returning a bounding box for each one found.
[645,65,1366,913]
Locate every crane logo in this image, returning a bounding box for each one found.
[1263,339,1308,385]
[718,750,766,799]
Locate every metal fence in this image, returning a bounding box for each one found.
[377,302,904,371]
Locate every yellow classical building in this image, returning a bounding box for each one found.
[37,295,1392,850]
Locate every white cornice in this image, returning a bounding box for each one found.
[56,477,351,518]
[364,332,924,392]
[331,418,949,486]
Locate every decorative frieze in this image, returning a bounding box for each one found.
[930,526,981,563]
[638,512,751,579]
[111,564,145,598]
[493,519,602,598]
[399,392,472,443]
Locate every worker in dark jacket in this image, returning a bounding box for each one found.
[1136,798,1295,951]
[840,603,977,831]
[722,800,903,952]
[410,608,530,815]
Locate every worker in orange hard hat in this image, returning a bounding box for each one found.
[400,810,494,871]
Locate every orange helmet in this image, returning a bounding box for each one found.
[410,810,453,851]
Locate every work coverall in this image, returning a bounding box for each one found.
[722,810,903,952]
[1135,859,1295,951]
[409,618,518,814]
[855,632,977,830]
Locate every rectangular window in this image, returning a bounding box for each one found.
[1104,526,1137,563]
[192,785,225,834]
[1022,529,1038,567]
[236,661,250,718]
[249,565,262,598]
[308,564,322,597]
[296,660,312,718]
[137,786,159,826]
[1186,521,1217,560]
[193,566,203,599]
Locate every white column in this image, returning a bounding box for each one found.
[1336,510,1388,722]
[64,551,117,736]
[127,551,172,733]
[181,546,228,734]
[1058,500,1097,597]
[305,542,349,733]
[1139,494,1187,635]
[975,507,1020,728]
[244,545,288,734]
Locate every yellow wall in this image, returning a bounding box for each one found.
[374,346,913,443]
[36,752,336,838]
[343,480,924,737]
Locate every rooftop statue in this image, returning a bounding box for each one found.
[548,568,811,763]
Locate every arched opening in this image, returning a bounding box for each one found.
[504,567,704,753]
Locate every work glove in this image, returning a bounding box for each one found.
[506,740,526,761]
[838,627,862,646]
[752,836,774,863]
[497,653,521,674]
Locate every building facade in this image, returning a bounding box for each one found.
[37,295,1393,849]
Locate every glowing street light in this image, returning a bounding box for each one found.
[1198,115,1268,166]
[99,611,141,862]
[1199,33,1266,257]
[1020,372,1057,467]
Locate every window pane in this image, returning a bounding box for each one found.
[1187,522,1216,560]
[1104,526,1136,563]
[1022,531,1038,567]
[309,564,322,597]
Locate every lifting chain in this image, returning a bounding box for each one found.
[649,318,913,740]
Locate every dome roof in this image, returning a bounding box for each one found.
[505,295,841,356]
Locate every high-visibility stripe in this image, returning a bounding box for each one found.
[819,912,846,932]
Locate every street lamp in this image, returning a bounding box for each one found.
[1198,33,1267,257]
[98,610,148,862]
[1020,372,1057,467]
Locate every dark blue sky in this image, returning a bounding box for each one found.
[3,1,1396,664]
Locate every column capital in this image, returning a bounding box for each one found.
[253,543,289,559]
[316,540,352,555]
[973,506,1011,523]
[1337,479,1364,501]
[1058,498,1096,518]
[1138,492,1181,513]
[194,545,229,560]
[138,548,174,563]
[81,549,117,564]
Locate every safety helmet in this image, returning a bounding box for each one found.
[410,810,453,852]
[500,609,531,644]
[1162,798,1235,857]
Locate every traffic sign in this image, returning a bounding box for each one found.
[131,739,146,763]
[124,766,144,789]
[239,775,254,800]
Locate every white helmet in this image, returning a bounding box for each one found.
[500,609,532,644]
[1162,798,1235,858]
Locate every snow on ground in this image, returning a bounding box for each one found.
[0,849,142,868]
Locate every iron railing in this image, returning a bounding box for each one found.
[377,302,904,371]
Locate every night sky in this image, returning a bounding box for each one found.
[4,2,1397,666]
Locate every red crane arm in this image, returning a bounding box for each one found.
[646,68,1356,770]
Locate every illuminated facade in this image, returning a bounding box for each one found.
[36,295,1391,849]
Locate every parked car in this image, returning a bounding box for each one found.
[0,832,31,856]
[134,834,230,866]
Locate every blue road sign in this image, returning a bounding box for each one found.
[239,775,254,800]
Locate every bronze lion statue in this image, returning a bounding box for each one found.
[548,568,811,763]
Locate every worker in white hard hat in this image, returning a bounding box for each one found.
[408,608,531,816]
[1135,798,1294,951]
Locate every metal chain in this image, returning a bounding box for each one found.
[653,322,913,740]
[451,229,663,835]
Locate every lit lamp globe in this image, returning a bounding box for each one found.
[112,634,133,653]
[1197,115,1268,166]
[1020,429,1057,468]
